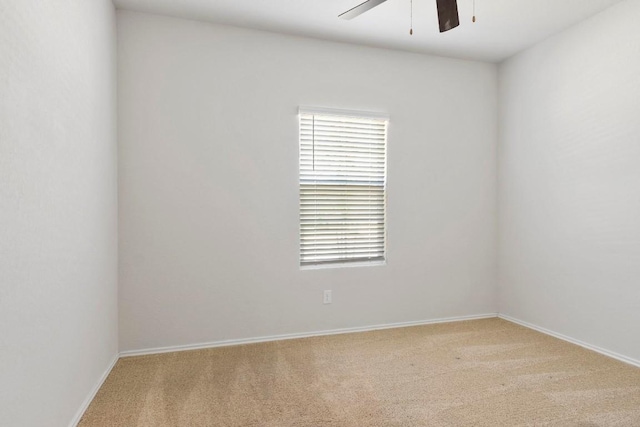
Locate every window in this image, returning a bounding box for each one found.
[299,108,388,267]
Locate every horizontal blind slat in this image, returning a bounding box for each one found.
[301,236,384,243]
[301,243,385,251]
[301,248,385,257]
[301,226,385,233]
[301,255,385,264]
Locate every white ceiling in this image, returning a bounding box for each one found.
[113,0,624,62]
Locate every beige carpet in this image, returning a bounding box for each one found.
[80,318,640,426]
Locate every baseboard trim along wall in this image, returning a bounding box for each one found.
[69,354,119,427]
[499,314,640,369]
[119,313,499,358]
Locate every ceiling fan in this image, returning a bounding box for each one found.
[339,0,463,33]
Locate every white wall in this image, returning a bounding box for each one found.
[0,1,118,426]
[117,11,498,352]
[499,0,640,361]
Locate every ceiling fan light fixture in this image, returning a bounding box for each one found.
[338,0,464,34]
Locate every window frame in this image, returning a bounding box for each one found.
[298,106,389,270]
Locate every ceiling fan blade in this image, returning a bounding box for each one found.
[436,0,460,32]
[339,0,389,20]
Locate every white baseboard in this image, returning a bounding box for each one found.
[498,314,640,369]
[69,354,119,427]
[119,313,498,358]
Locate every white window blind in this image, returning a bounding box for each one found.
[299,109,388,267]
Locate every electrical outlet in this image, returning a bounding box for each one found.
[323,290,332,304]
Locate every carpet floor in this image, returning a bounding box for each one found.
[80,318,640,426]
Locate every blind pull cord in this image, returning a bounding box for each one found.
[312,115,315,171]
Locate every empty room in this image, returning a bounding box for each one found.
[2,0,639,426]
